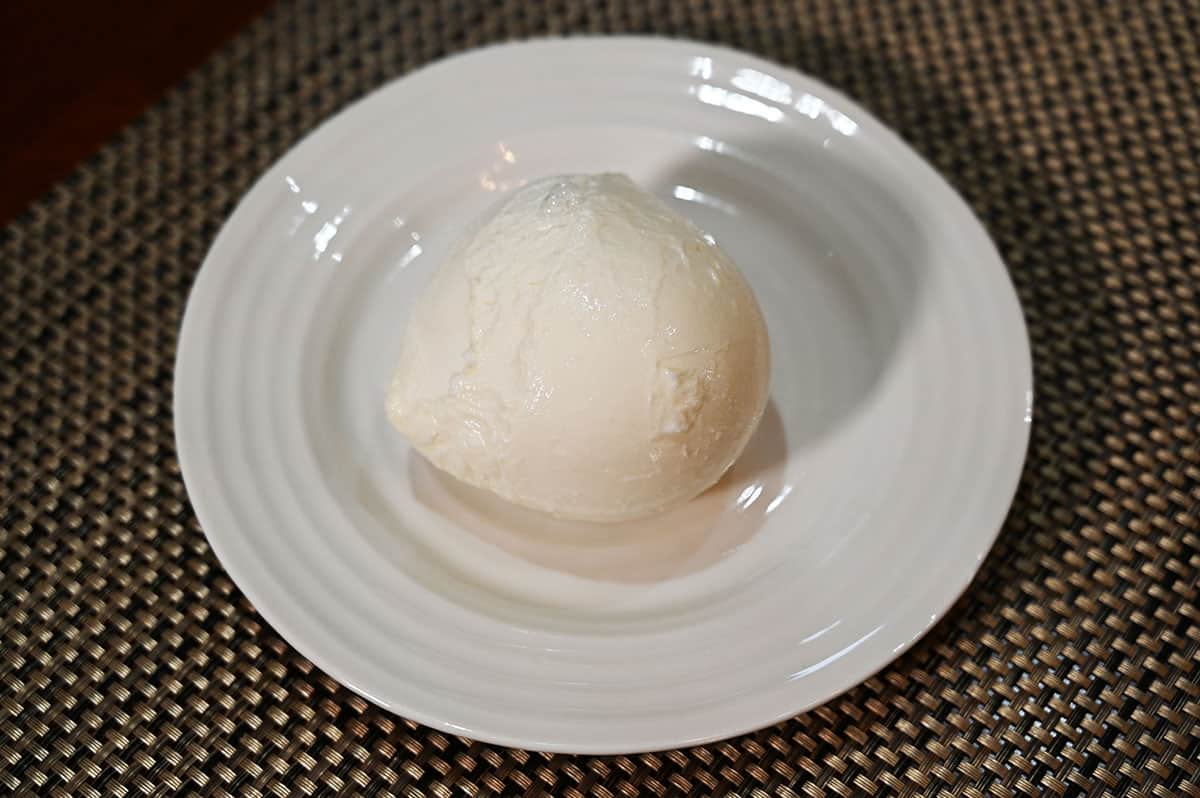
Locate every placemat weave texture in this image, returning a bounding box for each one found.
[3,1,1199,795]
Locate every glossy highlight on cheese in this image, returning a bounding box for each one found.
[386,173,770,521]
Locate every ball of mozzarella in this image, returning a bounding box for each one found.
[386,173,770,522]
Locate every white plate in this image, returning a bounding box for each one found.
[175,37,1032,754]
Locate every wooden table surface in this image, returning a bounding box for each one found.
[0,0,276,224]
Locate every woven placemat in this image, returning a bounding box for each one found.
[3,0,1198,795]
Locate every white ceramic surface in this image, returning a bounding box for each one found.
[174,37,1033,754]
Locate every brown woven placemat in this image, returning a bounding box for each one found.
[3,0,1198,795]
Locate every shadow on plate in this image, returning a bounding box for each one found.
[651,126,929,451]
[410,400,788,584]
